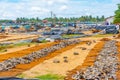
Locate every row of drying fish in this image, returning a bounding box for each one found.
[0,39,81,71]
[72,40,119,80]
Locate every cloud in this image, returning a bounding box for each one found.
[59,5,68,11]
[31,7,50,13]
[0,0,119,19]
[47,0,54,5]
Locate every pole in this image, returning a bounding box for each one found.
[51,11,53,19]
[51,11,53,26]
[67,18,68,27]
[54,14,56,27]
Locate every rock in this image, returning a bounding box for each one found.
[53,59,60,63]
[63,56,68,59]
[81,47,87,50]
[86,41,92,46]
[64,59,68,63]
[73,52,79,55]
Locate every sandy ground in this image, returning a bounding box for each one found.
[65,41,105,80]
[0,42,57,62]
[0,32,118,78]
[0,43,38,55]
[21,40,98,78]
[0,41,84,77]
[0,34,38,42]
[0,36,101,56]
[81,30,93,35]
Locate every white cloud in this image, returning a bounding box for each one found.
[47,0,54,5]
[31,7,41,11]
[0,0,119,19]
[31,7,50,13]
[59,5,68,11]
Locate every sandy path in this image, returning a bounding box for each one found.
[21,41,98,78]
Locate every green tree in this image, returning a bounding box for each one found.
[101,15,105,21]
[96,16,99,22]
[113,4,120,25]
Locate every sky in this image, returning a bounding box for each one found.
[0,0,119,20]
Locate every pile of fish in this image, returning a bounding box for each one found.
[72,40,119,80]
[0,39,81,71]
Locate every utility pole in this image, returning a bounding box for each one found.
[50,11,57,27]
[51,11,53,19]
[67,18,69,27]
[50,11,53,27]
[53,14,56,27]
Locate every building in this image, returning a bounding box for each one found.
[105,16,114,25]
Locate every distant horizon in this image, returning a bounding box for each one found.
[0,0,119,20]
[0,15,107,20]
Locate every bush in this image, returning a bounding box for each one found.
[36,74,64,80]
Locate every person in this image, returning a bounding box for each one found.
[116,25,120,30]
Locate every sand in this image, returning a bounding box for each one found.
[65,41,105,80]
[0,41,85,77]
[0,42,57,62]
[21,40,98,78]
[0,34,116,78]
[0,34,38,42]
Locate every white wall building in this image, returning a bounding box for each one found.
[105,16,114,25]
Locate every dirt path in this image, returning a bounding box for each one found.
[65,41,105,80]
[0,41,86,77]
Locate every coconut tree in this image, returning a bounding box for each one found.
[113,4,120,25]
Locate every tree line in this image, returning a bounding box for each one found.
[113,4,120,25]
[45,15,105,23]
[0,15,105,24]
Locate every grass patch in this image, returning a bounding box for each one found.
[36,74,64,80]
[62,34,80,38]
[0,42,37,53]
[40,40,48,43]
[17,73,26,78]
[14,42,35,47]
[0,40,48,53]
[0,44,14,49]
[92,34,114,38]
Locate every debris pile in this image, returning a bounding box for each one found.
[72,40,119,80]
